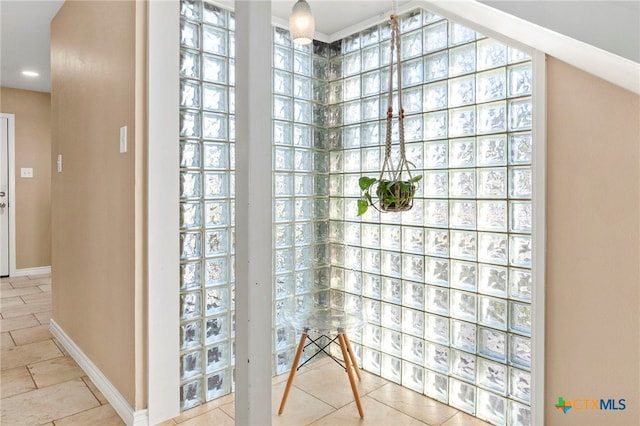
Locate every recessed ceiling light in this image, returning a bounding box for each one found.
[22,70,39,77]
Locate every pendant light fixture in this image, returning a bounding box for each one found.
[289,0,315,45]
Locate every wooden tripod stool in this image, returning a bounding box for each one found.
[278,327,364,418]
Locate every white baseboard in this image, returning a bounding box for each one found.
[50,320,149,426]
[12,266,51,277]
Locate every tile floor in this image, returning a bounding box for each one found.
[1,274,489,426]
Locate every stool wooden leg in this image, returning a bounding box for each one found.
[338,333,364,418]
[342,333,362,381]
[278,331,307,415]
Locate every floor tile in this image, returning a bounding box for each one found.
[20,292,52,305]
[368,382,459,425]
[10,324,51,346]
[1,296,25,308]
[35,310,52,325]
[1,339,63,370]
[308,396,427,426]
[39,284,52,292]
[272,381,335,426]
[0,287,42,298]
[0,378,99,425]
[1,301,51,319]
[27,273,51,281]
[219,401,234,419]
[441,411,491,426]
[9,280,42,289]
[1,331,15,348]
[1,281,13,290]
[177,408,234,426]
[154,419,177,426]
[1,366,36,398]
[54,404,125,426]
[82,376,108,405]
[28,356,85,388]
[1,314,40,332]
[172,394,235,423]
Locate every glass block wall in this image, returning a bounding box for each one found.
[178,0,236,410]
[325,9,534,426]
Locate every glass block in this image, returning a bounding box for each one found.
[180,202,202,230]
[202,112,228,140]
[449,44,476,77]
[401,227,424,254]
[180,110,201,138]
[449,106,476,137]
[401,30,423,60]
[400,10,422,32]
[205,257,228,285]
[207,369,230,400]
[478,327,507,362]
[478,168,507,198]
[361,72,379,98]
[424,142,447,172]
[203,25,226,55]
[509,334,531,370]
[449,22,476,46]
[203,83,228,113]
[425,369,449,403]
[382,328,402,356]
[450,200,476,230]
[362,274,381,300]
[380,225,400,251]
[204,142,228,169]
[449,377,476,414]
[477,101,507,134]
[478,232,507,265]
[273,121,292,146]
[509,399,532,426]
[448,138,475,168]
[509,167,532,199]
[508,46,531,64]
[477,135,507,166]
[296,270,314,294]
[381,277,402,305]
[508,63,532,97]
[450,260,477,291]
[294,100,312,124]
[181,80,200,109]
[509,301,531,336]
[181,0,200,19]
[508,98,532,130]
[204,172,228,198]
[401,280,424,310]
[424,21,447,53]
[206,315,228,344]
[477,39,507,71]
[477,68,507,103]
[477,357,507,394]
[181,379,202,410]
[180,141,200,169]
[425,341,449,373]
[274,248,293,274]
[274,199,293,222]
[509,235,532,267]
[509,367,531,403]
[425,228,449,257]
[202,53,227,84]
[293,75,311,100]
[343,52,361,76]
[450,290,476,324]
[510,201,532,233]
[294,51,311,76]
[363,348,381,375]
[276,348,293,375]
[451,319,476,353]
[509,268,532,302]
[425,313,449,345]
[425,256,449,286]
[180,19,199,49]
[424,200,447,229]
[478,296,507,330]
[273,147,293,171]
[381,251,401,278]
[273,70,292,96]
[402,360,425,393]
[207,342,230,372]
[509,132,532,165]
[425,51,449,82]
[424,110,448,140]
[181,320,202,350]
[477,200,507,232]
[205,201,229,227]
[181,232,202,260]
[274,46,292,71]
[381,354,402,384]
[450,348,476,383]
[359,97,378,122]
[181,261,201,291]
[206,287,229,316]
[424,171,448,198]
[478,264,507,297]
[181,291,201,320]
[450,230,477,261]
[402,307,425,337]
[381,302,402,332]
[275,274,293,300]
[424,81,447,111]
[180,49,200,79]
[313,56,328,80]
[402,116,422,144]
[449,75,475,107]
[181,350,202,380]
[425,285,449,315]
[477,389,507,425]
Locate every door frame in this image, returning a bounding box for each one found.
[0,113,16,277]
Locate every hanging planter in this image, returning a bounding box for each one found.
[357,14,422,216]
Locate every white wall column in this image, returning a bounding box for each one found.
[234,0,273,424]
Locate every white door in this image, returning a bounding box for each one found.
[0,117,9,276]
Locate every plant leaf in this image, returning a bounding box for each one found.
[357,199,369,216]
[359,176,377,191]
[409,175,423,183]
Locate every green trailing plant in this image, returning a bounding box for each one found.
[356,13,422,217]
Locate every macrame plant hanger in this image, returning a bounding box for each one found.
[378,10,415,211]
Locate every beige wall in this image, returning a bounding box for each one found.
[545,57,640,425]
[0,87,51,270]
[51,0,146,409]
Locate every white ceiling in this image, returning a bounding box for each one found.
[1,0,638,94]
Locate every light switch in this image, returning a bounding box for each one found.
[57,155,63,173]
[120,126,127,153]
[20,168,33,178]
